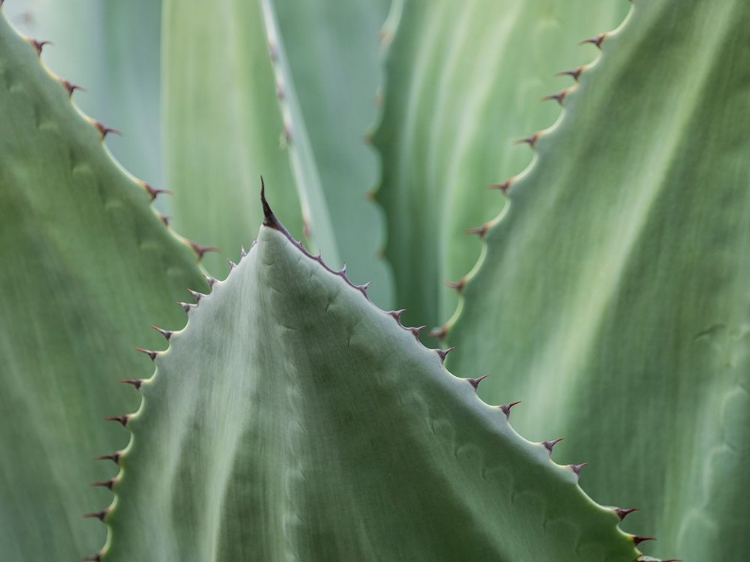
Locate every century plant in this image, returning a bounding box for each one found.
[0,0,747,561]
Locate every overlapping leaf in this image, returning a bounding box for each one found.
[0,10,205,558]
[96,197,642,562]
[373,0,628,329]
[448,1,750,559]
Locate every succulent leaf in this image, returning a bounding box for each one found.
[3,0,164,188]
[0,9,205,559]
[372,0,629,329]
[448,0,750,560]
[97,196,641,562]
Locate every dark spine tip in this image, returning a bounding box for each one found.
[29,38,52,55]
[142,182,172,201]
[466,224,488,238]
[158,214,171,227]
[203,274,218,287]
[579,32,607,48]
[135,347,157,361]
[557,66,584,82]
[61,80,86,97]
[187,289,205,302]
[83,509,109,521]
[488,179,512,193]
[93,121,121,139]
[120,378,143,390]
[436,346,455,362]
[467,373,490,390]
[187,240,220,261]
[568,462,588,477]
[104,415,130,427]
[151,325,172,340]
[90,477,117,490]
[514,133,540,148]
[499,400,521,419]
[542,437,564,453]
[409,326,426,340]
[260,176,285,232]
[445,278,466,293]
[95,451,122,464]
[632,535,656,545]
[178,301,196,313]
[542,90,567,106]
[614,507,638,520]
[387,309,406,324]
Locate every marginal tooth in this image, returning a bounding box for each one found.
[488,179,513,193]
[150,325,173,340]
[104,414,130,427]
[135,347,158,361]
[119,378,144,390]
[499,401,521,419]
[467,373,490,391]
[436,347,455,362]
[579,32,607,49]
[428,325,448,340]
[542,437,564,453]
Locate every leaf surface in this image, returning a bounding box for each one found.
[98,195,642,562]
[373,0,628,328]
[448,1,750,559]
[0,10,205,558]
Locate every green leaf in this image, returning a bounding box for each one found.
[162,0,305,277]
[448,1,750,560]
[373,0,628,329]
[3,0,164,188]
[0,9,205,559]
[164,0,394,308]
[272,0,394,306]
[97,195,641,562]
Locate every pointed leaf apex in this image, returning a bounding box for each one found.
[261,176,284,233]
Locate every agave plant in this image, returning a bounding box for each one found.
[1,0,747,560]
